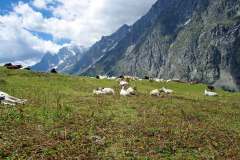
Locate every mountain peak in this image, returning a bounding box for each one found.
[31,44,86,73]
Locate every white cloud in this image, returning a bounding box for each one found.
[32,0,53,9]
[0,6,61,63]
[47,0,158,45]
[0,0,157,65]
[33,0,47,9]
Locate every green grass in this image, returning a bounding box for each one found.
[0,67,240,159]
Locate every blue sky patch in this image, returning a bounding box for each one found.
[25,28,71,45]
[0,0,29,13]
[25,28,54,41]
[55,38,71,45]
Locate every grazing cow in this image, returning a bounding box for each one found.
[118,75,125,79]
[144,76,150,80]
[120,86,130,96]
[207,85,215,91]
[204,90,218,96]
[166,79,172,83]
[154,78,163,82]
[119,80,128,87]
[0,91,27,106]
[93,88,115,95]
[124,76,138,81]
[150,89,160,97]
[93,88,104,95]
[3,63,12,67]
[108,76,117,80]
[96,75,107,79]
[50,68,58,74]
[24,67,31,70]
[120,86,136,96]
[102,88,115,95]
[160,87,174,94]
[6,65,22,70]
[96,75,100,79]
[16,65,22,68]
[126,87,136,95]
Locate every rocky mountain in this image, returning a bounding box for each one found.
[78,0,240,91]
[68,24,131,74]
[31,45,86,73]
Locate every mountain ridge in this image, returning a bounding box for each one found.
[32,0,240,91]
[31,45,86,73]
[81,0,240,91]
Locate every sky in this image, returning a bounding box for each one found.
[0,0,157,65]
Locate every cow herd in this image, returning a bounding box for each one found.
[2,63,59,74]
[4,63,23,70]
[93,75,218,97]
[0,65,218,107]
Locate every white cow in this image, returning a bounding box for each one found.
[204,90,218,96]
[102,88,115,95]
[126,87,136,95]
[93,88,115,95]
[108,76,117,80]
[150,89,160,97]
[93,89,104,95]
[96,75,108,79]
[166,79,172,83]
[119,80,129,87]
[0,91,27,106]
[160,87,174,94]
[120,87,130,96]
[120,86,136,96]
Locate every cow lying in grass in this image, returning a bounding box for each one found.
[50,68,58,74]
[4,63,23,70]
[120,86,136,96]
[150,89,160,97]
[150,87,174,97]
[93,88,115,95]
[0,91,27,106]
[204,90,218,96]
[24,67,31,71]
[4,63,12,67]
[207,85,215,91]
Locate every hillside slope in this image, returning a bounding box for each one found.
[81,0,240,91]
[0,67,240,159]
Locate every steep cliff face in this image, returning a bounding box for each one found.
[83,0,240,91]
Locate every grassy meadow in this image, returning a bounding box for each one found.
[0,67,240,159]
